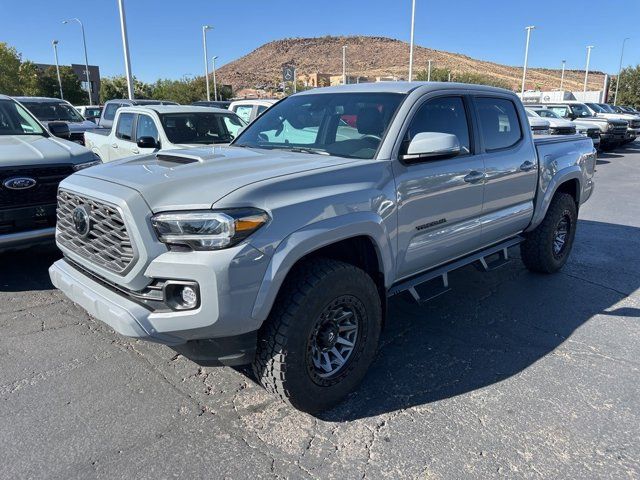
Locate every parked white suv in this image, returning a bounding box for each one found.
[229,99,277,123]
[527,108,600,148]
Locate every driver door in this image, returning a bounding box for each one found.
[111,112,138,160]
[393,95,486,279]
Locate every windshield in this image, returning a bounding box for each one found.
[570,104,593,117]
[159,112,247,144]
[525,109,538,117]
[233,92,406,159]
[84,107,102,118]
[586,103,606,113]
[21,101,84,122]
[597,103,615,113]
[0,99,45,136]
[535,109,560,119]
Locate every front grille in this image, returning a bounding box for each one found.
[69,132,85,145]
[0,164,74,210]
[587,129,600,139]
[551,126,576,135]
[630,120,640,128]
[613,125,627,134]
[56,190,135,274]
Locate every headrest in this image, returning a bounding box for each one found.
[357,106,384,136]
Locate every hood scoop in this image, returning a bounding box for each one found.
[155,153,202,166]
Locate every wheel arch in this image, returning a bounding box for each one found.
[526,167,582,232]
[250,213,394,323]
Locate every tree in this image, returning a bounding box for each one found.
[415,67,512,89]
[608,67,640,108]
[18,61,41,96]
[36,66,88,104]
[100,76,153,102]
[0,42,22,95]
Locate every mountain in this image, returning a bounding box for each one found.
[216,35,607,94]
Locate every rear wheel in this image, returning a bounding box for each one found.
[521,192,577,273]
[252,258,382,413]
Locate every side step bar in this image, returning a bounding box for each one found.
[388,236,524,304]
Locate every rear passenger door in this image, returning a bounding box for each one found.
[111,112,137,160]
[473,96,538,244]
[393,95,486,279]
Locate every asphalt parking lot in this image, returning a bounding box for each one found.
[2,145,639,479]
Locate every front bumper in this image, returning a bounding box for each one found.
[50,242,271,346]
[0,227,55,252]
[600,132,626,144]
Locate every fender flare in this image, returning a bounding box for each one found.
[526,165,582,232]
[250,212,394,322]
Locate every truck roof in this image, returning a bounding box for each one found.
[14,96,71,103]
[295,81,514,96]
[119,105,232,115]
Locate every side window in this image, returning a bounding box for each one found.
[405,96,471,154]
[256,105,268,117]
[136,114,159,142]
[115,112,135,141]
[233,105,253,123]
[222,115,245,138]
[103,103,122,121]
[475,97,522,151]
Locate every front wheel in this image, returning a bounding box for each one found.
[252,259,382,414]
[521,192,578,273]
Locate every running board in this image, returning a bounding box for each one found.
[388,236,524,304]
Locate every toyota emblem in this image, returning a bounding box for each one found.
[72,205,91,237]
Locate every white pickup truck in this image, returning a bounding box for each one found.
[84,105,246,162]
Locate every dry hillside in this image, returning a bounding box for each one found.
[217,35,607,94]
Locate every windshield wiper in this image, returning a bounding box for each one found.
[268,146,329,155]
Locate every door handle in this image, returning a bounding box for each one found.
[463,171,485,184]
[520,160,535,171]
[111,143,118,149]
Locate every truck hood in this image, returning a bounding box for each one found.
[544,118,574,128]
[75,146,360,211]
[0,134,96,168]
[41,119,100,132]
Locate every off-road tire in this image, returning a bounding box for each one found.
[521,192,577,273]
[252,258,382,414]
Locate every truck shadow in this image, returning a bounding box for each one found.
[0,244,60,292]
[314,219,639,421]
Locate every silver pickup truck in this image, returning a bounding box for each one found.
[49,83,596,413]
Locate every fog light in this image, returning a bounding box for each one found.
[164,281,200,310]
[180,286,198,309]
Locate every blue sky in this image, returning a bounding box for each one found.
[1,0,638,82]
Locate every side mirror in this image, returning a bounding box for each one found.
[48,121,70,139]
[137,136,159,149]
[401,132,461,163]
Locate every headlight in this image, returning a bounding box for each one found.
[72,157,102,171]
[151,208,269,250]
[608,123,615,131]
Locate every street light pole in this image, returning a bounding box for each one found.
[614,38,630,105]
[117,0,134,99]
[342,45,347,84]
[408,0,416,81]
[62,18,91,103]
[560,59,566,90]
[211,56,218,101]
[521,25,535,95]
[202,25,213,101]
[52,40,64,100]
[427,59,431,81]
[584,45,594,92]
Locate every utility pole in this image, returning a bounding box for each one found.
[408,0,416,81]
[521,26,535,94]
[202,25,213,101]
[584,45,594,92]
[560,59,566,90]
[52,40,64,100]
[342,45,347,84]
[614,38,630,105]
[62,18,91,103]
[211,56,218,101]
[427,59,431,81]
[117,0,134,99]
